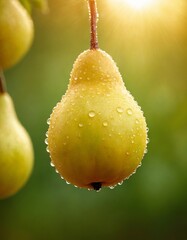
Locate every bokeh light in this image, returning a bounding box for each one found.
[116,0,156,10]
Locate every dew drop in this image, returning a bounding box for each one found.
[146,138,150,144]
[117,107,123,113]
[109,186,115,189]
[61,176,64,180]
[46,146,49,152]
[138,162,142,168]
[45,138,48,145]
[74,77,78,81]
[144,149,148,154]
[79,123,84,128]
[88,111,96,118]
[135,119,139,124]
[55,169,59,174]
[118,181,123,186]
[126,108,133,116]
[47,118,50,125]
[66,181,70,185]
[146,127,149,132]
[50,162,55,167]
[45,132,48,137]
[96,189,101,193]
[103,121,108,127]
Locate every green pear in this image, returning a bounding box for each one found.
[0,0,34,70]
[0,93,34,199]
[47,49,148,190]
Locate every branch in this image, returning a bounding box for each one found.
[0,70,7,94]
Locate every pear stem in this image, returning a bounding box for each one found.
[0,70,7,94]
[88,0,99,50]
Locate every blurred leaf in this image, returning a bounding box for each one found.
[19,0,32,13]
[32,0,49,14]
[19,0,49,14]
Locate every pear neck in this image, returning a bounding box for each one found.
[0,93,18,122]
[70,49,124,86]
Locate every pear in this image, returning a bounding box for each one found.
[0,0,34,70]
[0,93,34,199]
[47,49,148,190]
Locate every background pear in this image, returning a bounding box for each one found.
[0,93,34,199]
[47,49,148,190]
[0,0,34,70]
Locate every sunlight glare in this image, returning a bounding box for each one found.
[123,0,155,10]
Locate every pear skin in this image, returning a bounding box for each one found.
[47,49,148,190]
[0,0,34,70]
[0,93,34,199]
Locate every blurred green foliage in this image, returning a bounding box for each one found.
[19,0,48,13]
[0,0,187,239]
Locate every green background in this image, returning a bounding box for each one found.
[0,0,187,239]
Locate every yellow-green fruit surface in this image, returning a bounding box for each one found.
[47,49,147,190]
[0,93,34,199]
[0,0,34,70]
